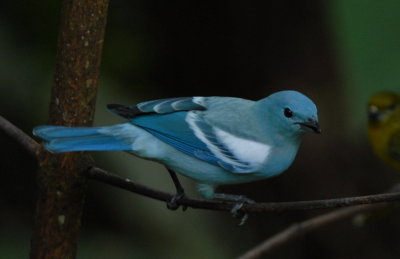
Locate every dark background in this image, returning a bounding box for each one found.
[1,1,400,258]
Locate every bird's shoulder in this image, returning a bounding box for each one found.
[201,97,265,141]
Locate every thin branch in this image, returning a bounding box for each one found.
[87,167,231,211]
[2,114,400,213]
[0,115,40,156]
[237,203,388,259]
[88,166,400,212]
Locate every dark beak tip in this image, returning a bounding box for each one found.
[313,122,322,134]
[299,121,321,134]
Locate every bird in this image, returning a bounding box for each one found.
[351,92,400,227]
[367,91,400,171]
[33,90,321,212]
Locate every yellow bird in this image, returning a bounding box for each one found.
[367,92,400,171]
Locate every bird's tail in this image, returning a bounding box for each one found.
[33,124,133,153]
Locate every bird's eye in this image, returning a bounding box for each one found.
[284,108,293,118]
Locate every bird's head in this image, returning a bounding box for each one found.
[257,90,321,138]
[368,92,400,127]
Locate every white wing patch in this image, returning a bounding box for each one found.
[186,111,270,171]
[213,127,270,166]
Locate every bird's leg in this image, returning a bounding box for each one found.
[166,168,187,211]
[213,193,255,226]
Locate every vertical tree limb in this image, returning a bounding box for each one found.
[30,0,109,258]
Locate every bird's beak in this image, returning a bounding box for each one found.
[368,109,384,123]
[299,119,322,134]
[368,111,381,123]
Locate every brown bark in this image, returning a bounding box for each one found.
[30,0,109,258]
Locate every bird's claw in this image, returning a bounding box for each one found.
[213,193,254,226]
[167,192,187,211]
[230,198,255,226]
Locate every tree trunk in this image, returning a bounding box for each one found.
[30,0,109,258]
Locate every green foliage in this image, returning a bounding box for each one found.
[329,0,400,130]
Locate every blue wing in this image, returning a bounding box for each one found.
[108,97,206,118]
[108,97,260,173]
[130,110,258,173]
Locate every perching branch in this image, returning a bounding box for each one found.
[2,114,400,214]
[88,166,400,212]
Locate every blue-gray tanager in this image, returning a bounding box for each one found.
[33,90,320,207]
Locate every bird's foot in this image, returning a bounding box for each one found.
[213,193,255,226]
[166,168,187,211]
[167,191,187,211]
